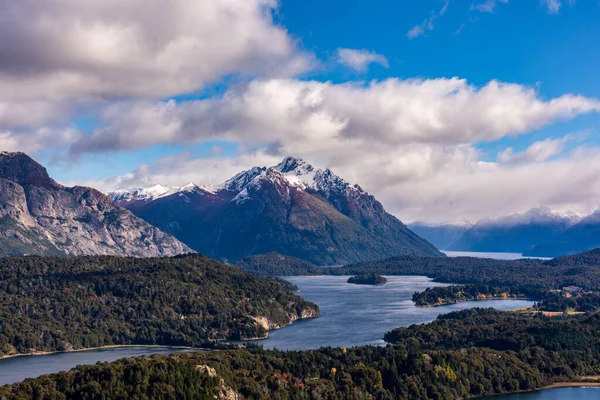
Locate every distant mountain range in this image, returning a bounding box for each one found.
[409,206,600,257]
[110,157,443,265]
[0,152,191,257]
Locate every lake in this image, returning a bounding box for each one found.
[0,346,196,386]
[442,250,552,260]
[0,275,533,385]
[251,275,533,350]
[486,387,600,399]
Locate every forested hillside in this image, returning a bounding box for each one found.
[0,255,318,357]
[4,309,600,399]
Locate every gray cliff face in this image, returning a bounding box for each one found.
[0,152,191,257]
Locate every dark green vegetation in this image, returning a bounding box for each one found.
[247,248,600,290]
[347,273,387,285]
[240,248,600,312]
[413,284,526,306]
[117,158,443,265]
[6,309,600,399]
[0,255,318,357]
[235,252,323,276]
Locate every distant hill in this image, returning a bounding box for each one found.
[525,211,600,257]
[448,207,581,253]
[111,157,443,265]
[0,152,191,257]
[235,252,323,276]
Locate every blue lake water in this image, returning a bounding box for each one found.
[485,387,600,399]
[0,275,534,386]
[442,250,552,260]
[251,275,534,350]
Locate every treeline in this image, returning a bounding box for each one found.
[347,273,387,285]
[412,284,529,306]
[0,254,318,357]
[235,252,324,276]
[7,309,600,399]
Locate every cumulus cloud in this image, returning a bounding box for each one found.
[336,48,389,72]
[0,0,312,102]
[498,137,569,164]
[69,78,600,156]
[60,76,600,224]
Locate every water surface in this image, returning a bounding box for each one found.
[484,387,600,399]
[252,275,534,350]
[0,346,195,386]
[442,250,551,260]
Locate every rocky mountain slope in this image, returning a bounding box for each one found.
[0,152,191,257]
[111,157,443,265]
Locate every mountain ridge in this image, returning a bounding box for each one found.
[0,152,192,257]
[111,157,443,265]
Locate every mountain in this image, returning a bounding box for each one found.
[111,157,443,265]
[408,222,472,250]
[525,211,600,257]
[0,151,191,257]
[445,207,582,254]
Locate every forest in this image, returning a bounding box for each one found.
[0,254,318,357]
[4,309,600,399]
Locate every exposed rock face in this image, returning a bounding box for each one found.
[0,152,191,257]
[112,157,443,265]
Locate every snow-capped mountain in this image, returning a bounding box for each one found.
[109,183,215,205]
[415,207,584,254]
[111,157,443,265]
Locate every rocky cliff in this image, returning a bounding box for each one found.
[0,152,191,257]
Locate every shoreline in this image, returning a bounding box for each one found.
[0,344,204,361]
[543,381,600,389]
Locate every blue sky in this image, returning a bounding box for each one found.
[1,0,599,222]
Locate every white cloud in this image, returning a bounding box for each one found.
[0,0,313,102]
[336,48,389,72]
[60,77,600,224]
[69,78,600,155]
[407,1,450,39]
[541,0,562,13]
[498,136,569,164]
[471,0,509,13]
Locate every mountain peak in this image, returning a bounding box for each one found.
[0,151,51,184]
[274,157,314,175]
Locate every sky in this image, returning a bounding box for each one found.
[1,0,600,224]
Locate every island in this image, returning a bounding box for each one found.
[347,273,387,285]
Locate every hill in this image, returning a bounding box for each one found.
[0,254,318,357]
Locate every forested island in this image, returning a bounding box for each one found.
[3,308,600,399]
[347,273,387,285]
[0,254,319,358]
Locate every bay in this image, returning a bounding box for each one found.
[251,275,534,350]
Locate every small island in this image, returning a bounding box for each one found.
[347,273,387,285]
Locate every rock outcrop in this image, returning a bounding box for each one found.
[0,152,191,257]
